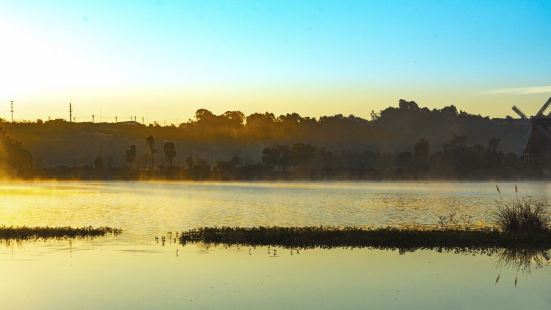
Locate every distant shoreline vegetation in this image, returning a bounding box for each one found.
[0,99,546,180]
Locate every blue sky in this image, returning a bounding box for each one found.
[1,0,550,122]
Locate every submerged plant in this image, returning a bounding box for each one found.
[493,185,549,234]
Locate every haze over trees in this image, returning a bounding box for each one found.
[0,100,532,178]
[0,128,33,177]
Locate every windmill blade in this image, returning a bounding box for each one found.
[535,97,551,117]
[521,125,532,142]
[535,124,551,143]
[512,105,528,119]
[516,124,532,153]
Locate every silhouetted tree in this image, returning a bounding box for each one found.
[484,137,504,170]
[126,145,136,168]
[163,142,176,167]
[262,145,292,172]
[0,128,33,176]
[291,143,316,167]
[215,155,241,180]
[146,136,156,170]
[398,99,419,110]
[94,156,104,170]
[413,138,430,164]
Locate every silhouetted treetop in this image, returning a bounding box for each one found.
[0,100,529,168]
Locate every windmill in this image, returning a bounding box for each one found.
[511,97,551,165]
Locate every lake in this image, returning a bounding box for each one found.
[1,181,551,309]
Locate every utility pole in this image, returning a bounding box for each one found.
[69,102,72,123]
[10,101,14,122]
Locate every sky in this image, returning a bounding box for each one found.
[0,0,550,123]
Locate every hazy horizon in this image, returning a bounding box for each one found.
[1,0,550,122]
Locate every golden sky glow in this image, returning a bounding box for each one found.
[1,1,550,122]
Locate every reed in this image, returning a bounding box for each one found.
[494,185,549,234]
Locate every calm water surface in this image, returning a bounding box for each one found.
[1,181,550,309]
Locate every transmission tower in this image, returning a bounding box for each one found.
[69,102,73,122]
[10,101,14,122]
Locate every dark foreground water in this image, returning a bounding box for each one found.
[1,181,550,309]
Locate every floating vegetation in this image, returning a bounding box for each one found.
[0,226,122,241]
[179,226,551,251]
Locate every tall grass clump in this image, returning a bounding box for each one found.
[494,185,549,234]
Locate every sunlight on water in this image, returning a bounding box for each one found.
[1,181,551,309]
[0,181,550,236]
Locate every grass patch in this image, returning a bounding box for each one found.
[0,226,122,241]
[494,185,549,233]
[179,226,551,251]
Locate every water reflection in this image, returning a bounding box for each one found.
[157,230,551,286]
[2,235,551,309]
[495,248,551,286]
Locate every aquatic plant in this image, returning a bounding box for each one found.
[437,212,475,230]
[0,226,122,241]
[178,226,551,251]
[494,185,549,233]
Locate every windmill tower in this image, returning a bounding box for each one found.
[512,97,551,165]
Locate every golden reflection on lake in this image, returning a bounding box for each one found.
[1,181,551,309]
[0,181,550,235]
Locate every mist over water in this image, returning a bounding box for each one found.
[0,181,550,309]
[3,181,550,236]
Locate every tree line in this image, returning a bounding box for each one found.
[0,99,539,179]
[30,133,540,180]
[0,99,529,170]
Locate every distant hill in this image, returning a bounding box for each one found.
[1,100,530,168]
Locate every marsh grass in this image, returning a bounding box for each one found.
[0,226,122,241]
[178,226,551,251]
[178,186,551,252]
[494,185,550,234]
